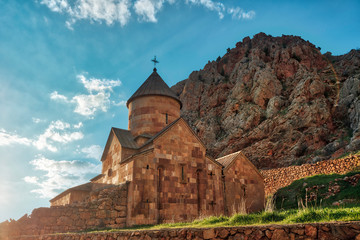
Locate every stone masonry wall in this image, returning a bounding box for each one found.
[261,154,360,196]
[1,183,129,240]
[224,153,265,215]
[128,95,181,137]
[8,221,360,240]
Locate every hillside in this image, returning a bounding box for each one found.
[172,32,360,169]
[274,171,360,210]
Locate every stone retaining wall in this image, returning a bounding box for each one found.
[8,221,360,240]
[261,154,360,196]
[0,183,128,239]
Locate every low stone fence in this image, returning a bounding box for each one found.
[261,154,360,196]
[8,221,360,240]
[0,183,128,239]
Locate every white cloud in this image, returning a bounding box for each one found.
[33,120,84,152]
[32,117,47,124]
[24,176,39,184]
[50,91,69,102]
[40,0,132,28]
[50,74,123,117]
[186,0,225,19]
[0,129,32,146]
[78,74,122,93]
[0,121,83,152]
[81,145,103,160]
[72,92,111,116]
[24,155,101,198]
[112,100,126,106]
[134,0,172,22]
[227,7,255,20]
[39,0,255,28]
[73,122,83,128]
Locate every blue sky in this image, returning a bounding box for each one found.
[0,0,359,222]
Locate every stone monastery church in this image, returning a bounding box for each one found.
[50,68,265,226]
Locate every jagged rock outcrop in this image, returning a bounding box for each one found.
[172,32,360,169]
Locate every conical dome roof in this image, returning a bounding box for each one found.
[126,68,182,108]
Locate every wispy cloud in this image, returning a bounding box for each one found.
[24,155,100,198]
[50,74,122,117]
[81,145,103,160]
[33,120,84,152]
[73,122,83,129]
[40,0,132,29]
[134,0,174,22]
[0,121,83,152]
[0,129,32,146]
[39,0,255,28]
[32,117,47,124]
[227,7,255,20]
[186,0,225,19]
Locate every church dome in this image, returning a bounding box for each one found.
[127,68,182,137]
[126,68,182,109]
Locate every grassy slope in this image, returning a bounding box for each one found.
[274,171,360,209]
[95,207,360,232]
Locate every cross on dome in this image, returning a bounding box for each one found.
[151,56,159,71]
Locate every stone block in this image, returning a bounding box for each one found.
[271,229,289,240]
[203,229,216,239]
[305,225,317,238]
[218,229,229,238]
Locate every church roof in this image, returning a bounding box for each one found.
[112,128,139,149]
[216,151,241,168]
[216,151,264,179]
[126,68,182,108]
[50,182,115,203]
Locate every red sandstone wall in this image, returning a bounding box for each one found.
[224,154,265,214]
[7,221,360,240]
[261,154,360,196]
[127,150,157,226]
[99,133,122,184]
[118,160,134,184]
[152,120,224,223]
[50,192,71,206]
[128,95,181,137]
[127,120,225,226]
[1,184,129,239]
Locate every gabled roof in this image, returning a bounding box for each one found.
[216,151,241,169]
[112,128,138,149]
[140,117,207,150]
[205,154,225,168]
[126,68,182,108]
[216,150,264,179]
[90,174,104,182]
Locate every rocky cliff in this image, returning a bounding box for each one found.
[172,32,360,169]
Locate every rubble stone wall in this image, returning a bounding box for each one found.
[8,221,360,240]
[1,183,129,240]
[261,154,360,196]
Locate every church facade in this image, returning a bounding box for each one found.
[50,68,265,226]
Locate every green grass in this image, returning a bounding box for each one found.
[83,206,360,233]
[274,171,360,210]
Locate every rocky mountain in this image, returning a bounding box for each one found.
[172,32,360,169]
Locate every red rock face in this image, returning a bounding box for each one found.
[172,32,360,169]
